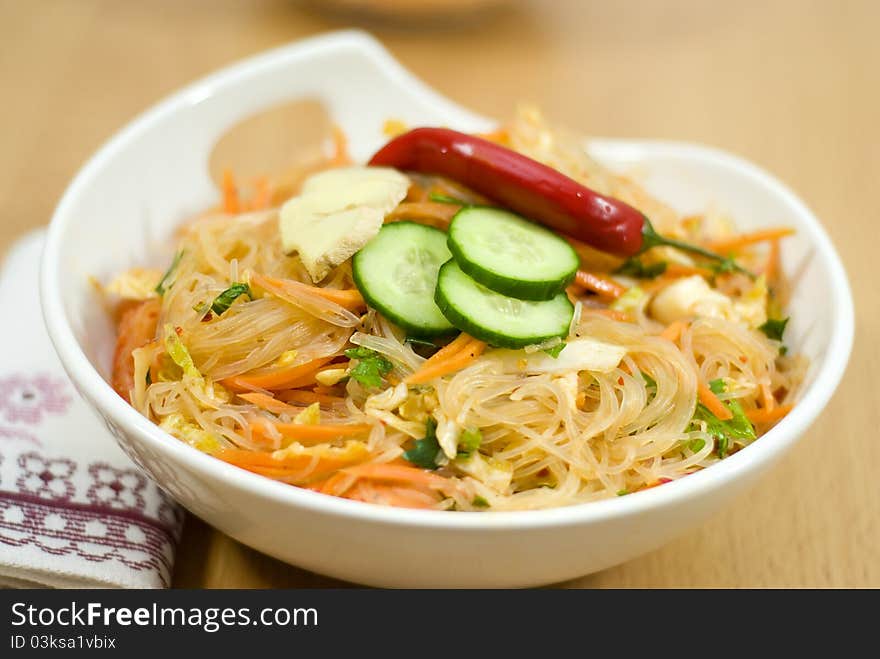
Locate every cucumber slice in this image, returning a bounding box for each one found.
[352,222,455,337]
[435,260,574,348]
[447,207,579,300]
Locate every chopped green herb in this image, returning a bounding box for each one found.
[759,317,789,341]
[642,372,658,389]
[688,438,706,453]
[543,343,566,359]
[458,427,482,456]
[693,378,754,457]
[155,251,184,295]
[616,258,668,279]
[616,489,629,496]
[344,347,393,389]
[471,495,490,508]
[193,302,209,316]
[708,378,726,395]
[210,283,252,316]
[403,417,441,470]
[428,192,466,205]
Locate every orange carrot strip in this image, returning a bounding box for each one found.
[112,298,161,402]
[222,356,333,392]
[250,271,365,311]
[238,392,302,416]
[344,481,438,509]
[762,238,780,283]
[663,263,714,278]
[425,333,473,363]
[746,404,793,425]
[213,448,363,479]
[277,389,346,407]
[708,227,795,254]
[340,463,451,489]
[222,169,240,214]
[661,320,687,343]
[697,382,733,421]
[406,337,487,385]
[249,418,372,446]
[574,270,626,300]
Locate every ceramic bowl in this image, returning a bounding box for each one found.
[41,31,853,587]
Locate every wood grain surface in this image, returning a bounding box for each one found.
[1,0,876,588]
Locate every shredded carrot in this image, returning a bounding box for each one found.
[112,298,161,402]
[344,481,439,508]
[762,238,780,283]
[249,271,365,311]
[222,356,333,392]
[697,382,733,421]
[708,227,795,254]
[277,389,346,407]
[416,333,472,369]
[222,169,240,214]
[238,392,302,416]
[249,418,372,446]
[341,462,451,489]
[213,445,366,481]
[406,336,486,385]
[573,270,626,300]
[385,202,460,228]
[663,263,714,278]
[660,320,687,343]
[746,404,793,425]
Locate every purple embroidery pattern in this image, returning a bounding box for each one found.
[16,452,76,501]
[0,374,71,424]
[0,371,179,587]
[87,463,147,512]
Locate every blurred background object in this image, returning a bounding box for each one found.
[0,0,877,588]
[307,0,512,23]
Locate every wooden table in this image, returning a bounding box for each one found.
[2,0,876,587]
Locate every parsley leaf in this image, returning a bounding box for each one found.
[543,343,566,359]
[616,489,630,496]
[344,347,393,389]
[691,379,756,458]
[615,258,668,279]
[210,283,252,316]
[759,317,789,341]
[471,495,490,508]
[155,251,184,295]
[403,418,441,469]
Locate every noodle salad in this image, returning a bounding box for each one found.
[105,107,805,511]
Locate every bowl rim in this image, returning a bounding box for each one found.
[40,30,854,530]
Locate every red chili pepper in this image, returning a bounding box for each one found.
[369,128,751,273]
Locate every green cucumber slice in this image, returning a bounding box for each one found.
[352,222,455,337]
[434,260,574,348]
[447,207,579,300]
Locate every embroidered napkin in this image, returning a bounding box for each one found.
[0,230,184,588]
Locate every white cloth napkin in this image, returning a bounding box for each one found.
[0,230,183,588]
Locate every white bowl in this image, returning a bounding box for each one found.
[40,30,854,588]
